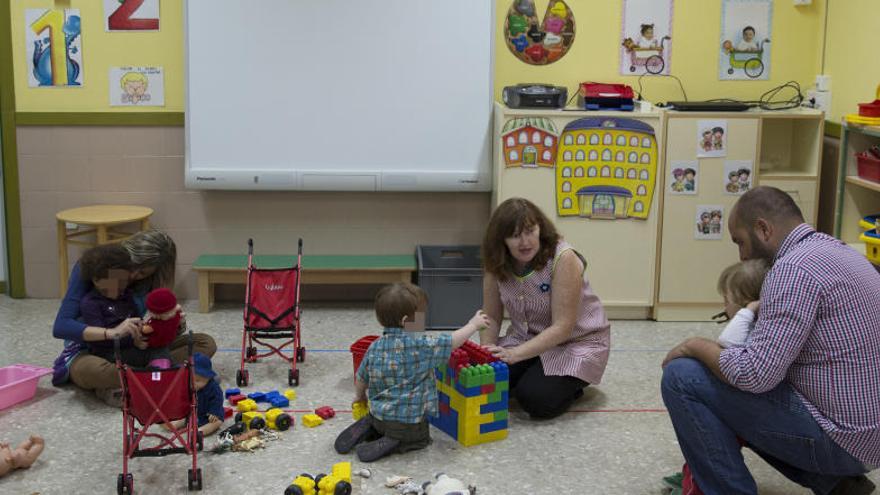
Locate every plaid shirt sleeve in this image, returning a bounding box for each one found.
[356,347,371,384]
[420,333,453,369]
[719,261,820,393]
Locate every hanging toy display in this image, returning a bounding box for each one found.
[505,0,576,65]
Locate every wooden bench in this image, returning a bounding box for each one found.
[192,254,416,313]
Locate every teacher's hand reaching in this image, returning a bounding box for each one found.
[484,344,524,365]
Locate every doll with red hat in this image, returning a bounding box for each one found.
[142,288,184,368]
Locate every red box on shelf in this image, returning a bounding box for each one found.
[857,152,880,183]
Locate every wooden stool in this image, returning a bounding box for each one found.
[56,205,154,295]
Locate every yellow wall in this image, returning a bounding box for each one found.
[11,0,183,112]
[823,0,880,122]
[495,0,825,105]
[10,0,825,113]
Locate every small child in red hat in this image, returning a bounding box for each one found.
[142,288,185,369]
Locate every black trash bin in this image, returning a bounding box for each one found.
[416,245,483,330]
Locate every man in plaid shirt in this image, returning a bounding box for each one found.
[662,187,880,495]
[334,282,489,462]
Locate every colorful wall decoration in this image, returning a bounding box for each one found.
[109,66,165,106]
[25,9,83,87]
[719,0,773,80]
[555,118,658,220]
[620,0,674,76]
[501,117,559,168]
[504,0,575,65]
[104,0,160,31]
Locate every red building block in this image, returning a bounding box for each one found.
[481,383,495,394]
[315,406,336,419]
[228,394,247,405]
[223,406,233,419]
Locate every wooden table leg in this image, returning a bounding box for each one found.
[96,225,109,245]
[57,220,69,296]
[198,272,211,313]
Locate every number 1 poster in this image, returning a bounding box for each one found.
[25,9,83,87]
[104,0,160,31]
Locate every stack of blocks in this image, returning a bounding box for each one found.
[428,341,509,446]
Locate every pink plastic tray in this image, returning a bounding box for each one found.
[0,364,52,410]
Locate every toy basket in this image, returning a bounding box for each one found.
[0,364,52,410]
[349,335,379,381]
[860,214,880,231]
[857,152,880,183]
[860,229,880,266]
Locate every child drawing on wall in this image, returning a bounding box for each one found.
[737,168,751,192]
[701,130,713,152]
[710,210,723,234]
[684,168,696,192]
[712,127,725,151]
[671,168,686,193]
[121,71,150,105]
[698,211,712,235]
[726,171,740,194]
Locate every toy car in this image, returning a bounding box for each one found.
[235,410,266,430]
[285,472,352,495]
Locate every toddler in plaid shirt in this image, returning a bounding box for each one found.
[334,282,490,462]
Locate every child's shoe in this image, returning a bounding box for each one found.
[356,436,400,462]
[334,416,378,454]
[663,472,683,489]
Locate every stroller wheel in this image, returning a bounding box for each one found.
[335,480,353,495]
[236,369,249,387]
[188,468,203,491]
[629,65,636,72]
[297,347,306,363]
[289,369,300,387]
[118,473,133,495]
[727,68,734,75]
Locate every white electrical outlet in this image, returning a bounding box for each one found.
[793,0,812,5]
[806,89,831,113]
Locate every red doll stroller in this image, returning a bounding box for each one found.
[114,334,203,494]
[236,238,304,387]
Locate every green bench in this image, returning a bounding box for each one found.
[192,254,416,313]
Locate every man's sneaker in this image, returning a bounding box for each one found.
[95,387,123,408]
[830,475,876,495]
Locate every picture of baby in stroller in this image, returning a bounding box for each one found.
[722,26,770,78]
[622,23,671,75]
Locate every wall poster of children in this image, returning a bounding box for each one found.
[697,120,727,158]
[723,161,753,195]
[719,0,773,80]
[695,205,724,240]
[668,161,698,195]
[620,0,673,76]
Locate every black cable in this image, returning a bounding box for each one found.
[706,80,803,111]
[637,72,688,103]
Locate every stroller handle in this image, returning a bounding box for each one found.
[248,238,253,255]
[298,238,303,254]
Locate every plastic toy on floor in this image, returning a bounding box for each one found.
[284,462,352,495]
[0,435,45,477]
[422,473,476,495]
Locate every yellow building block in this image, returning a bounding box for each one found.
[317,474,347,495]
[460,428,508,447]
[302,413,324,427]
[288,475,316,495]
[284,389,297,401]
[237,398,258,412]
[331,462,351,483]
[352,401,368,420]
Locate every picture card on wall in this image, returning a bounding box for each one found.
[669,160,697,195]
[722,160,753,195]
[109,67,164,106]
[620,0,673,76]
[105,0,159,31]
[26,9,83,87]
[695,205,724,240]
[697,120,727,158]
[719,0,772,81]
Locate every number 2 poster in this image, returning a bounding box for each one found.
[104,0,160,31]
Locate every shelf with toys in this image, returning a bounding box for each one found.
[833,118,880,268]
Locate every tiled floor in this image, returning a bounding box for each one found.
[0,296,875,494]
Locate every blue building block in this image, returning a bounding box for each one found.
[225,388,240,398]
[269,396,289,408]
[480,394,509,414]
[247,391,267,402]
[479,419,508,434]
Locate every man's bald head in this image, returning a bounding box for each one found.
[730,186,804,231]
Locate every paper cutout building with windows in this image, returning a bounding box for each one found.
[556,117,657,219]
[428,341,509,447]
[501,117,559,168]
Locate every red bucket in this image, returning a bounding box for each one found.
[350,335,379,382]
[857,152,880,183]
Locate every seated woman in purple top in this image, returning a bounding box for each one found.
[479,198,611,419]
[52,230,217,406]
